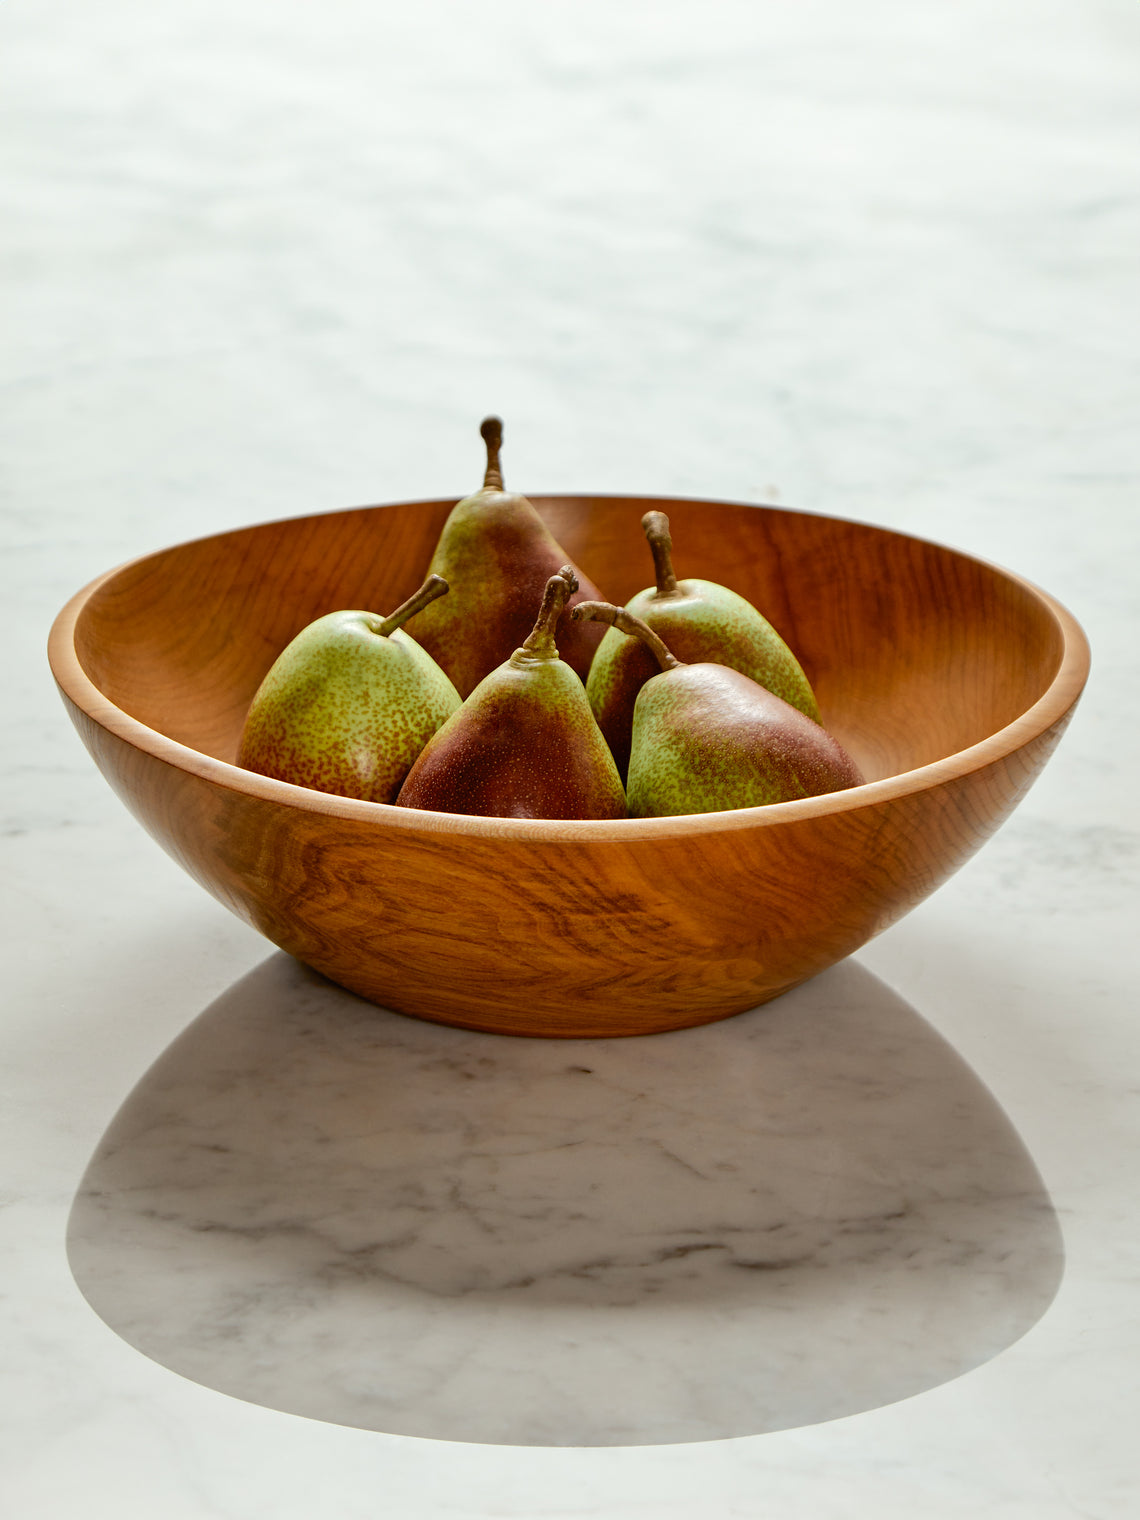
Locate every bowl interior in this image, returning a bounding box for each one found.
[68,495,1068,790]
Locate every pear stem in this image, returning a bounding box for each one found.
[376,574,449,637]
[481,415,504,491]
[571,601,682,671]
[642,511,681,598]
[520,566,578,659]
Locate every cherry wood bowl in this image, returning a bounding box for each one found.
[49,495,1089,1038]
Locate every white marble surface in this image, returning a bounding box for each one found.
[67,956,1062,1446]
[3,0,1139,1514]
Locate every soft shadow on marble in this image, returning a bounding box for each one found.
[67,955,1062,1446]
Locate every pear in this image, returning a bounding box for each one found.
[237,574,461,803]
[586,510,821,780]
[409,416,608,698]
[572,602,863,818]
[396,568,626,820]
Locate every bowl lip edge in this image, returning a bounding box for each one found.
[47,498,1093,844]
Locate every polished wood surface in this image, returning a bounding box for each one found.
[49,495,1089,1037]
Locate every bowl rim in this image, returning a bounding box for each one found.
[47,494,1092,843]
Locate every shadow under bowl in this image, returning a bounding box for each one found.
[48,494,1089,1037]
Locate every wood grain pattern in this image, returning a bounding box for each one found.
[48,495,1089,1037]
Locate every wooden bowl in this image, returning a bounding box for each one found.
[49,496,1089,1038]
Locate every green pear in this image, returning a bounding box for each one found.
[409,417,608,698]
[586,510,821,780]
[573,602,863,817]
[237,575,461,803]
[396,568,626,820]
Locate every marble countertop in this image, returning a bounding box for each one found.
[4,0,1138,1514]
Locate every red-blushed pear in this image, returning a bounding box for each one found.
[409,416,608,698]
[586,510,821,781]
[395,568,626,821]
[572,601,863,818]
[237,574,461,803]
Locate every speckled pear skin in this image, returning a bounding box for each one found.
[626,663,863,819]
[396,656,626,819]
[397,570,626,821]
[410,420,607,698]
[588,580,822,780]
[586,509,821,781]
[237,611,461,803]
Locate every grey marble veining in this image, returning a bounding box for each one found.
[6,0,1138,1509]
[69,955,1061,1445]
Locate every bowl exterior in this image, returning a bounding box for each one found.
[58,686,1076,1038]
